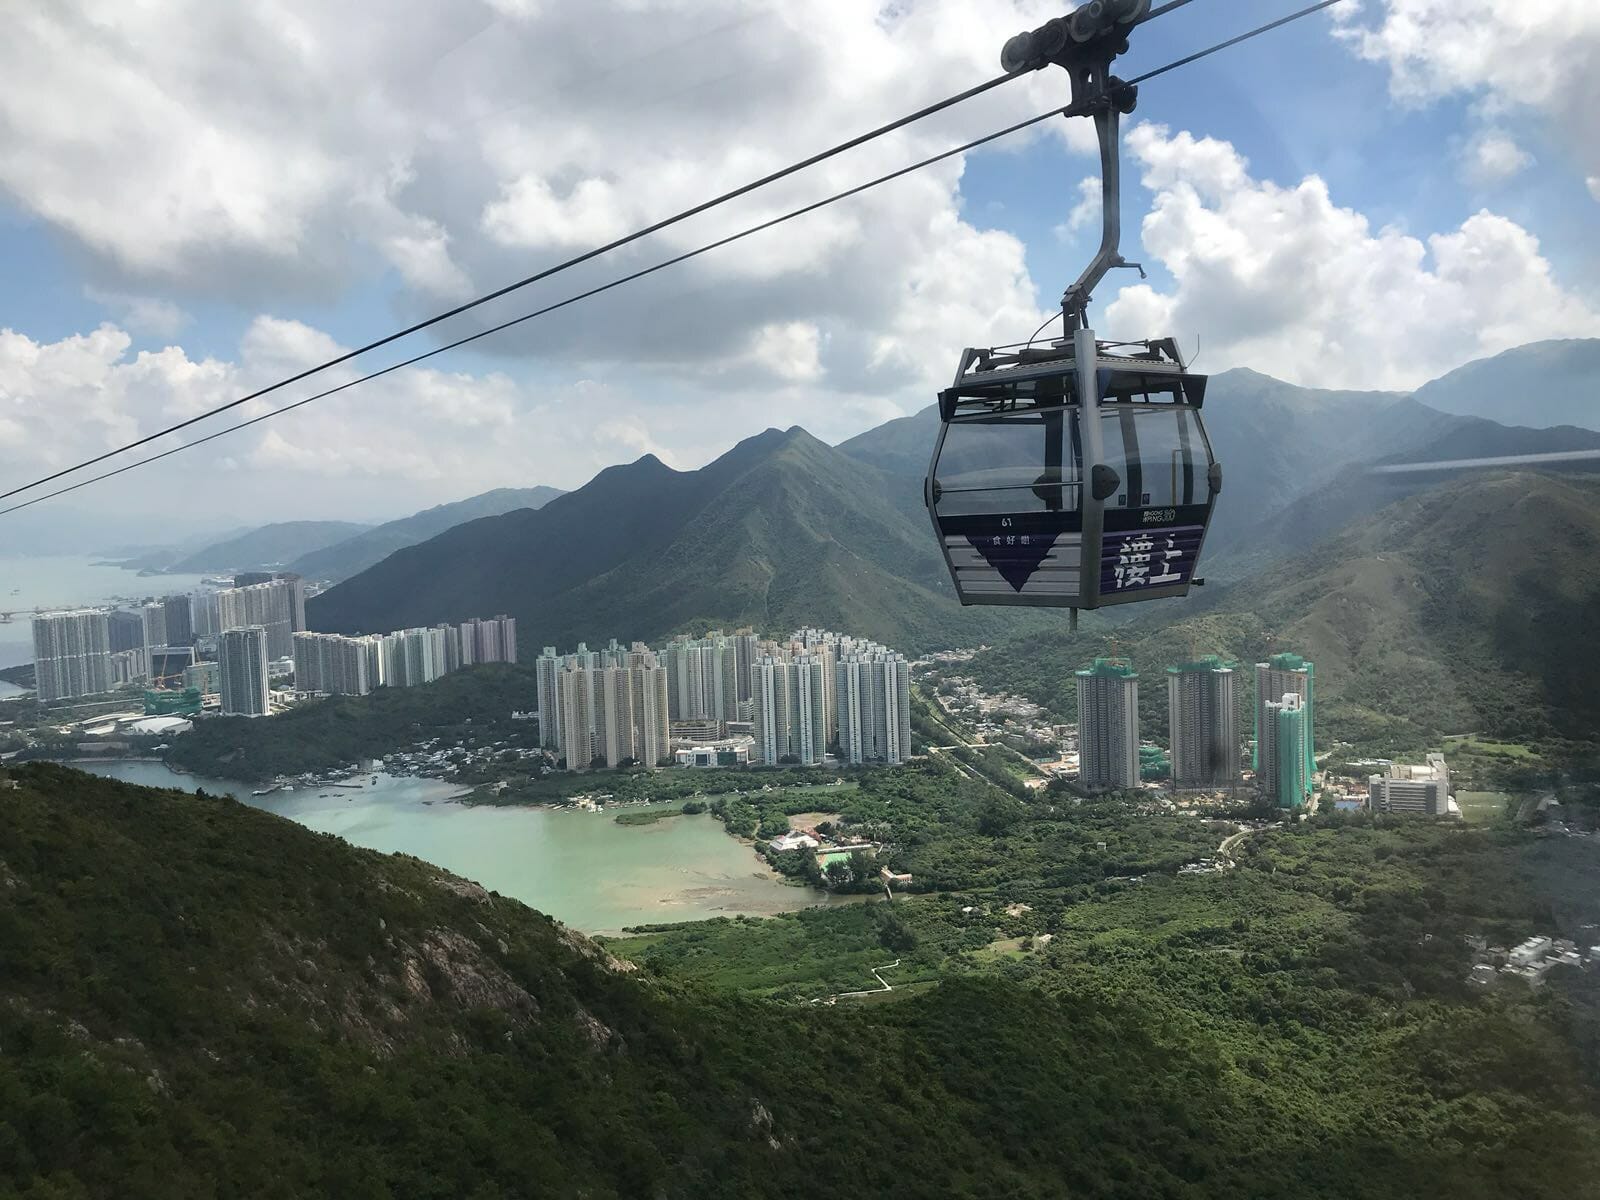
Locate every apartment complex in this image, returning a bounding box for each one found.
[660,630,757,723]
[536,627,909,770]
[1166,656,1240,789]
[292,632,375,697]
[217,576,306,660]
[30,609,112,702]
[538,643,671,768]
[834,646,912,766]
[752,652,830,766]
[289,615,517,696]
[1077,658,1139,790]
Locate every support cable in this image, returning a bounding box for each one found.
[0,0,1349,518]
[0,72,1022,502]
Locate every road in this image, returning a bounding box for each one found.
[812,959,900,1005]
[1216,822,1269,866]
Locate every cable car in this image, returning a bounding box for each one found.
[925,0,1220,616]
[926,332,1216,609]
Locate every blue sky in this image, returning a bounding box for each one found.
[1,0,1595,525]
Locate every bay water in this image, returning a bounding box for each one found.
[69,760,837,936]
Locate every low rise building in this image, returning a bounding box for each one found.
[1369,753,1453,816]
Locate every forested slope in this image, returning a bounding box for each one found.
[2,763,1597,1197]
[969,472,1600,751]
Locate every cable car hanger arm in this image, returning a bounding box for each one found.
[1001,0,1153,332]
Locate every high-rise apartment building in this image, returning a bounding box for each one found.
[218,627,270,717]
[1077,658,1139,790]
[217,577,305,660]
[835,647,912,765]
[535,646,563,751]
[558,660,595,768]
[139,602,168,653]
[107,609,144,653]
[661,633,745,724]
[734,629,759,706]
[1166,657,1241,789]
[106,609,147,683]
[1255,653,1315,808]
[751,653,828,765]
[635,658,671,768]
[190,591,222,639]
[31,610,113,701]
[459,615,517,665]
[292,632,374,696]
[162,594,194,647]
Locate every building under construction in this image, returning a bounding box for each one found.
[1255,653,1315,809]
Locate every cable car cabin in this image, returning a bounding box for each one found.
[925,330,1219,610]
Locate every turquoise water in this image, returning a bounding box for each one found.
[70,761,835,935]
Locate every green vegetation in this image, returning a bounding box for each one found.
[469,762,854,808]
[969,474,1600,759]
[4,756,1600,1198]
[166,664,539,782]
[1445,735,1538,760]
[0,663,34,689]
[1458,791,1515,824]
[612,802,689,825]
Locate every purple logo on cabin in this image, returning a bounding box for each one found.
[968,532,1060,592]
[1100,525,1204,593]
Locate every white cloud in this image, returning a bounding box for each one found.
[1588,176,1600,202]
[0,0,1099,505]
[1336,1,1600,181]
[1461,131,1534,185]
[1053,176,1102,240]
[1103,124,1600,391]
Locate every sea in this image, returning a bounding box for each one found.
[0,554,216,670]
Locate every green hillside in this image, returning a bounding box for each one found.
[289,485,564,584]
[309,427,1045,654]
[4,761,1599,1197]
[969,472,1600,752]
[165,663,537,783]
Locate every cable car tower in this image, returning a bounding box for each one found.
[926,0,1220,626]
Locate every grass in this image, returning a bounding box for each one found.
[970,936,1031,964]
[1444,735,1537,760]
[1456,791,1514,825]
[768,781,859,797]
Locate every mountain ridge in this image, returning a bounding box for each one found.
[288,484,564,583]
[308,425,1045,653]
